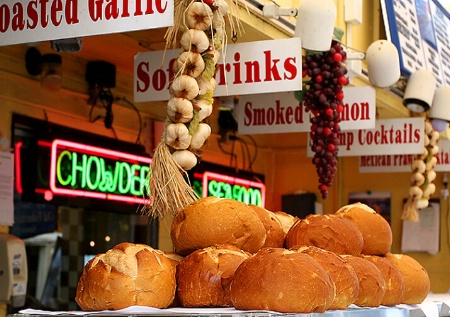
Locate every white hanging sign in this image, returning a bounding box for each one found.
[359,138,450,173]
[307,117,424,157]
[236,86,376,135]
[134,37,303,102]
[0,0,174,46]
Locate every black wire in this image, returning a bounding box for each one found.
[238,138,247,172]
[230,135,256,172]
[218,139,238,170]
[116,97,143,145]
[243,134,258,167]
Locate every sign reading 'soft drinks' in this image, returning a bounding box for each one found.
[134,38,303,101]
[0,0,174,46]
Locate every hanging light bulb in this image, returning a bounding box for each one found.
[40,53,63,91]
[294,0,337,51]
[402,69,436,113]
[366,40,401,88]
[429,86,450,132]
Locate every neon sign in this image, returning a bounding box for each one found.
[49,139,152,204]
[193,171,266,207]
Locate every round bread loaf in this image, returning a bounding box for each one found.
[171,197,266,255]
[363,255,405,306]
[295,246,359,310]
[249,205,285,248]
[335,202,392,255]
[176,244,250,307]
[284,214,364,255]
[385,253,430,304]
[229,247,335,313]
[75,242,176,310]
[341,255,386,307]
[273,211,298,236]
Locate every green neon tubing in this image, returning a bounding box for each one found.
[57,150,72,186]
[86,156,101,190]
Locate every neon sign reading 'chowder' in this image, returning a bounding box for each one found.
[193,171,266,207]
[50,139,152,204]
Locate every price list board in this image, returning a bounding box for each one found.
[381,0,450,86]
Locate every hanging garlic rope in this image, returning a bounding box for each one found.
[141,0,243,219]
[402,119,439,221]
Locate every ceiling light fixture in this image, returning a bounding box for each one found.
[428,86,450,132]
[402,69,436,113]
[262,0,337,52]
[25,47,63,91]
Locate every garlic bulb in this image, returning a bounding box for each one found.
[193,99,213,121]
[430,131,440,146]
[410,172,425,186]
[415,198,429,210]
[198,104,213,121]
[167,97,194,123]
[210,49,220,65]
[409,185,423,199]
[165,123,192,150]
[185,2,213,31]
[180,29,210,53]
[427,170,437,183]
[175,51,205,78]
[172,150,198,170]
[426,156,437,170]
[412,159,426,174]
[197,77,217,95]
[423,183,436,198]
[170,75,200,100]
[190,123,212,149]
[215,0,228,16]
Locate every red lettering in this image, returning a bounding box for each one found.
[233,52,242,84]
[51,0,63,26]
[155,0,167,13]
[264,50,282,81]
[121,0,131,17]
[105,0,119,20]
[40,0,50,28]
[12,3,25,31]
[283,57,297,80]
[244,61,261,83]
[27,0,39,29]
[145,0,155,14]
[244,102,252,126]
[136,62,150,93]
[295,104,304,123]
[267,108,275,125]
[285,105,293,124]
[275,100,285,124]
[215,63,226,85]
[0,4,11,32]
[152,69,166,91]
[65,0,79,24]
[350,102,359,121]
[89,0,103,21]
[135,0,144,15]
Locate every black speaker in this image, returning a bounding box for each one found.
[85,60,116,88]
[282,193,316,219]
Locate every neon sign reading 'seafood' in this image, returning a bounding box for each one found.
[49,139,152,204]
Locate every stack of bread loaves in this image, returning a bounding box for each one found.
[75,198,431,313]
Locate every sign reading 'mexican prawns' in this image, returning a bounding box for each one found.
[134,37,303,102]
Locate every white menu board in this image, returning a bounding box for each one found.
[381,0,450,86]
